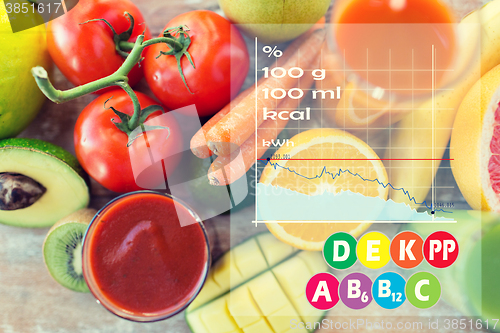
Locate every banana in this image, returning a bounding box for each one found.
[385,0,500,208]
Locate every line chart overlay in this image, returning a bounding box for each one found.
[260,160,451,213]
[255,160,455,225]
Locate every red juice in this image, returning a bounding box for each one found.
[82,191,209,321]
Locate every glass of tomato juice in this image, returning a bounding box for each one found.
[82,191,210,322]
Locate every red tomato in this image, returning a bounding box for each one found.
[74,90,182,193]
[143,10,249,118]
[47,0,151,90]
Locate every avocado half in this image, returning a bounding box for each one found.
[0,138,90,227]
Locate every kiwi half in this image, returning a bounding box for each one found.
[43,208,96,292]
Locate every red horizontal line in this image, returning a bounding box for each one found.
[259,158,454,161]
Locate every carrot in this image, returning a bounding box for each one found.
[205,29,326,157]
[190,85,253,158]
[189,21,325,159]
[207,105,290,186]
[207,61,318,186]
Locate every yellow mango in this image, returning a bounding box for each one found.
[247,272,290,316]
[242,319,274,333]
[212,250,245,291]
[189,272,224,310]
[227,286,262,328]
[232,238,268,279]
[200,297,239,333]
[272,257,314,298]
[186,233,328,333]
[296,251,328,274]
[256,233,296,266]
[267,304,301,333]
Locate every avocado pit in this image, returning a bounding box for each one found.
[0,172,46,210]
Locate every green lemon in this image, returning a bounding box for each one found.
[0,0,51,139]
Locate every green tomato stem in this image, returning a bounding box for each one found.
[31,27,193,136]
[143,37,184,51]
[115,35,145,77]
[30,67,128,103]
[119,37,184,53]
[31,35,145,104]
[119,82,142,130]
[118,41,136,52]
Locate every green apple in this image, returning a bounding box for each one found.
[218,0,330,43]
[0,1,51,139]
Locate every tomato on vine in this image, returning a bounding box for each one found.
[143,10,250,118]
[47,0,151,90]
[34,11,223,192]
[74,90,182,193]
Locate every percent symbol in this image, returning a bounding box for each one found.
[263,45,283,58]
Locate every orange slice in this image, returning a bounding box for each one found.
[260,128,389,250]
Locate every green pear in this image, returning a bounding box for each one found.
[218,0,330,44]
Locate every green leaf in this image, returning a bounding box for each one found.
[111,119,130,133]
[79,18,118,35]
[117,12,135,42]
[156,25,195,94]
[109,106,131,125]
[139,105,165,124]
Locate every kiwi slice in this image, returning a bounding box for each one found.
[43,208,96,292]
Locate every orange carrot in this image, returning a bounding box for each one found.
[207,106,290,186]
[189,21,325,159]
[190,85,253,158]
[207,64,317,186]
[205,29,326,157]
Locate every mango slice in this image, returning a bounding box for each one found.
[186,233,328,333]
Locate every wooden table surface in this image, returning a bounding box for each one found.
[0,0,491,332]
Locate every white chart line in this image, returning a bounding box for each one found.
[253,220,457,225]
[254,37,258,224]
[432,44,436,220]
